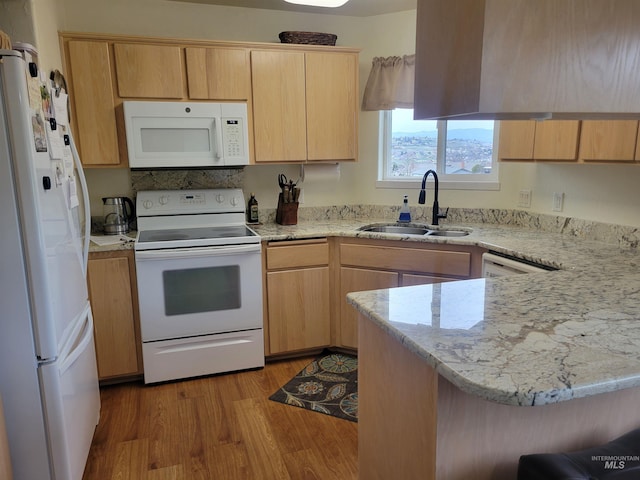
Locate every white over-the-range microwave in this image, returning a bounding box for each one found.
[123,100,250,168]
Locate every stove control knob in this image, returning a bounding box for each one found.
[159,195,169,205]
[142,200,153,209]
[230,196,239,207]
[216,194,225,204]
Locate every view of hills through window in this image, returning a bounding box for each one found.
[389,109,495,178]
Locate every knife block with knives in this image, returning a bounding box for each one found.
[276,176,300,225]
[276,192,299,225]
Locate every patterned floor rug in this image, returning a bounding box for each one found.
[269,351,358,422]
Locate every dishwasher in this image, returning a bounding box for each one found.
[482,252,555,277]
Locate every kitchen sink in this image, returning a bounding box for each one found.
[358,224,471,237]
[426,230,470,237]
[361,225,431,235]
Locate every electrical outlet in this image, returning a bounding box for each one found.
[552,192,564,212]
[518,189,532,208]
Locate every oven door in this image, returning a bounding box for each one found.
[135,244,262,342]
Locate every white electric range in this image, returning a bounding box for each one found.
[134,189,264,383]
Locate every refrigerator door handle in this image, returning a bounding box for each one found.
[68,132,90,275]
[58,304,94,375]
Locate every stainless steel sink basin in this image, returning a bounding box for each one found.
[426,230,470,237]
[360,225,431,235]
[358,224,471,237]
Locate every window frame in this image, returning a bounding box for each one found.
[376,110,501,191]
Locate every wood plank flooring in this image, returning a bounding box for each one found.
[83,356,358,480]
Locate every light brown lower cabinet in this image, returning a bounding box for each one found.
[264,239,331,355]
[264,237,485,356]
[339,267,399,349]
[337,239,484,349]
[87,250,143,381]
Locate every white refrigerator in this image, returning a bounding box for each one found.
[0,50,100,479]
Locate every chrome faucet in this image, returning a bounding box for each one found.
[418,170,448,225]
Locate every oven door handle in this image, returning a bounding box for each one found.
[135,244,261,260]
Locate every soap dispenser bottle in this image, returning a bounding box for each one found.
[399,195,411,222]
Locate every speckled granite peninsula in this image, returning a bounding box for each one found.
[329,209,640,480]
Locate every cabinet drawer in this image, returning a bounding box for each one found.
[266,241,329,270]
[340,244,471,277]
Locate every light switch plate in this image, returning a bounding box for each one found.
[518,189,532,208]
[552,192,564,212]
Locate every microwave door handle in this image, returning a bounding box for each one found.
[212,117,222,161]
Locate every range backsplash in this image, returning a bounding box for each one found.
[130,168,244,192]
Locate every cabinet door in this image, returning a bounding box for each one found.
[267,267,330,354]
[498,121,535,160]
[499,120,579,161]
[339,267,399,349]
[113,43,184,98]
[66,40,121,167]
[579,120,639,162]
[185,47,251,100]
[306,52,358,161]
[533,120,579,161]
[251,50,307,162]
[87,254,141,379]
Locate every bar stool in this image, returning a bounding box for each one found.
[517,428,640,480]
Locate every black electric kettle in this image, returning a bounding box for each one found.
[102,197,135,235]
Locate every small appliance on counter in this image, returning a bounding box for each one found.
[102,196,135,235]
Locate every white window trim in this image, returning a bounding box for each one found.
[376,111,501,191]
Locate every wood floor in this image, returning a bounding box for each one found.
[83,356,358,480]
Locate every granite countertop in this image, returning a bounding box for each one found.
[333,220,640,407]
[89,231,136,252]
[91,210,640,407]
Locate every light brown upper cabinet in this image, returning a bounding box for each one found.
[305,52,358,161]
[498,121,536,160]
[251,50,308,162]
[500,119,640,163]
[499,120,579,161]
[113,43,185,98]
[251,49,359,163]
[185,47,251,100]
[65,40,121,167]
[579,120,639,162]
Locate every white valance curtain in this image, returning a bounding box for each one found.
[361,54,415,111]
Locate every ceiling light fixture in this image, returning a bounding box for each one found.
[284,0,349,7]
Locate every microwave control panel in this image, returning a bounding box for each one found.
[221,118,246,161]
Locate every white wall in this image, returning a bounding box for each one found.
[17,0,640,227]
[0,0,36,46]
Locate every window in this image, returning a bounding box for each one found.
[378,109,500,190]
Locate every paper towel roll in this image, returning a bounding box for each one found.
[300,163,340,183]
